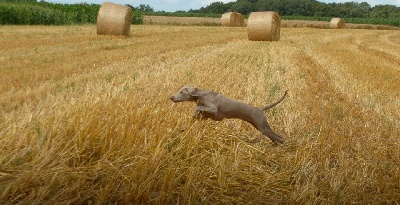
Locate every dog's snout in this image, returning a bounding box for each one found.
[170,96,174,101]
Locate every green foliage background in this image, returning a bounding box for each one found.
[0,1,143,25]
[193,0,400,26]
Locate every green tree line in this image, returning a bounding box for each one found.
[145,0,400,26]
[193,0,400,19]
[0,0,143,25]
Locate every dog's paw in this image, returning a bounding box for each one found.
[192,111,201,119]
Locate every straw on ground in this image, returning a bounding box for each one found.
[0,25,399,204]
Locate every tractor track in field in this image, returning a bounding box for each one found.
[356,43,400,67]
[289,43,400,202]
[293,49,358,138]
[294,47,397,139]
[311,31,399,127]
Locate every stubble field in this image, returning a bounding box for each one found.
[0,23,399,204]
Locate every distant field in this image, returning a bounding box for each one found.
[143,15,400,30]
[0,24,399,204]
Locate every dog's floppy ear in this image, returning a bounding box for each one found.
[186,87,199,97]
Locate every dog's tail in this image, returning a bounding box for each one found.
[260,90,289,111]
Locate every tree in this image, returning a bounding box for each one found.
[320,2,371,18]
[193,0,400,19]
[256,0,320,16]
[355,2,371,18]
[231,0,254,15]
[314,2,330,17]
[359,2,371,13]
[370,5,400,18]
[285,0,318,16]
[137,4,154,12]
[198,2,231,14]
[256,0,279,12]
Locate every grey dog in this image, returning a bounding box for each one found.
[170,85,288,143]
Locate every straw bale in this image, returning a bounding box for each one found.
[247,12,281,41]
[221,12,244,27]
[236,13,245,27]
[330,18,345,29]
[97,2,132,36]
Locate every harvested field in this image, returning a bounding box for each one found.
[143,15,222,26]
[0,25,399,204]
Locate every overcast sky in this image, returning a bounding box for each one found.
[46,0,400,12]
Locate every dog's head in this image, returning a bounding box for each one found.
[170,85,199,102]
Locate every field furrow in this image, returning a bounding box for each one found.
[309,30,400,128]
[288,45,399,201]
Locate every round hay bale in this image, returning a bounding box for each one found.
[247,11,281,41]
[221,12,244,27]
[330,18,345,29]
[97,2,132,36]
[236,13,245,27]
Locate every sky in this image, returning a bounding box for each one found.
[46,0,400,12]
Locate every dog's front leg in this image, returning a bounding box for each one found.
[192,108,205,119]
[192,104,218,119]
[195,105,218,116]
